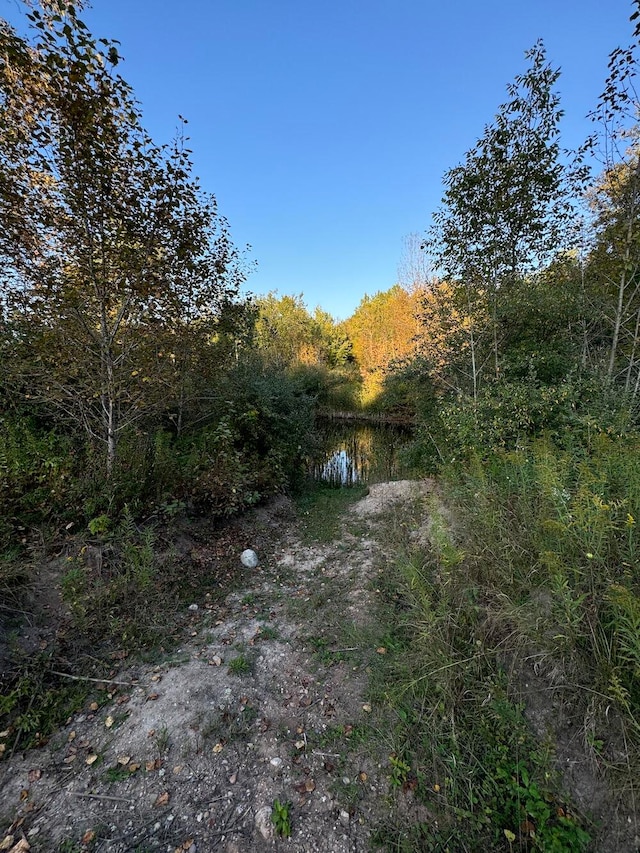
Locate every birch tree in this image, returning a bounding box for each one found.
[0,2,246,476]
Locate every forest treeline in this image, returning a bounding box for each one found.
[2,2,640,847]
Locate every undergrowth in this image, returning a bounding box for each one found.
[369,485,594,851]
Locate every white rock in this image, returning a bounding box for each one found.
[240,549,259,568]
[254,805,273,840]
[339,809,350,827]
[188,603,199,612]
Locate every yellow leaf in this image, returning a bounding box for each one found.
[86,754,98,765]
[504,829,516,843]
[154,791,170,807]
[105,716,114,728]
[212,743,223,754]
[117,755,130,765]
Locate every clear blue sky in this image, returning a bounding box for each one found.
[2,0,635,319]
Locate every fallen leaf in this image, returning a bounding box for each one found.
[67,731,76,743]
[7,840,29,852]
[209,655,222,667]
[116,694,130,705]
[19,790,28,801]
[376,647,387,654]
[128,763,140,773]
[359,772,368,783]
[151,674,161,682]
[173,765,183,774]
[294,740,305,750]
[105,716,114,729]
[27,770,41,783]
[86,755,98,766]
[63,755,76,764]
[504,829,516,843]
[146,693,159,702]
[89,702,99,712]
[0,745,5,755]
[181,841,194,851]
[305,779,316,792]
[117,755,130,765]
[433,783,441,793]
[0,836,14,851]
[154,791,170,807]
[362,703,372,713]
[0,730,9,738]
[212,743,223,754]
[81,830,95,845]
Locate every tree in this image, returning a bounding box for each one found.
[425,42,576,392]
[0,2,248,475]
[582,31,640,393]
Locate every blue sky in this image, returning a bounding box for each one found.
[2,0,635,319]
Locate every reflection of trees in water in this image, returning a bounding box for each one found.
[310,422,411,486]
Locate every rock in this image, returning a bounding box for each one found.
[339,809,350,827]
[254,806,273,841]
[188,603,199,612]
[269,757,283,775]
[240,549,259,568]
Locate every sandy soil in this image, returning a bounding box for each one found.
[0,481,433,853]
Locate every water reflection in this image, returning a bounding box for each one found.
[310,420,412,487]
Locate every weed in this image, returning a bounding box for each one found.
[294,482,369,543]
[271,798,292,838]
[201,704,258,743]
[388,754,411,788]
[227,653,252,676]
[154,726,170,755]
[103,765,130,783]
[257,625,279,641]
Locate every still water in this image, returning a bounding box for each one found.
[309,419,414,487]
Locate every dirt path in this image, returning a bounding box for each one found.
[0,481,434,853]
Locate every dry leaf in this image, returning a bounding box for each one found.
[172,765,183,774]
[0,730,9,738]
[209,655,222,667]
[0,745,5,756]
[27,769,41,783]
[294,740,305,750]
[182,841,194,851]
[362,703,372,713]
[376,647,387,654]
[146,693,159,702]
[359,771,368,783]
[154,791,170,807]
[304,779,316,792]
[86,755,98,765]
[89,702,99,712]
[0,836,14,851]
[117,755,130,765]
[116,694,130,705]
[212,743,223,754]
[105,716,114,729]
[81,830,96,844]
[19,790,28,801]
[67,731,76,743]
[128,763,140,773]
[8,840,29,853]
[151,674,161,682]
[63,755,76,764]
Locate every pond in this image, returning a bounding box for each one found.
[309,418,415,487]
